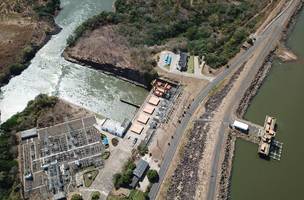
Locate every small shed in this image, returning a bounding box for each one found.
[178,52,188,71]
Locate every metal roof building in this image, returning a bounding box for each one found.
[178,52,188,71]
[101,118,131,137]
[21,128,38,140]
[133,159,149,179]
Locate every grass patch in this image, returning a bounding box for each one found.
[102,151,110,160]
[107,190,147,200]
[83,169,99,187]
[187,56,194,74]
[128,190,147,200]
[107,194,128,200]
[208,78,227,97]
[164,64,170,70]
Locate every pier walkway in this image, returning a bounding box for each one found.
[233,118,264,144]
[233,116,283,161]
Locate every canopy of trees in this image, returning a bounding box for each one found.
[113,159,136,189]
[69,0,269,68]
[147,169,159,183]
[0,94,58,200]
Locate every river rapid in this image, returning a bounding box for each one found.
[0,0,148,123]
[231,7,304,200]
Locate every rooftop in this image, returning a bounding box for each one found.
[133,159,149,179]
[143,104,156,115]
[130,123,144,135]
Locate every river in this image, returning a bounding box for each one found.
[231,8,304,200]
[0,0,148,123]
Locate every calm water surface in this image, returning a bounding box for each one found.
[231,8,304,200]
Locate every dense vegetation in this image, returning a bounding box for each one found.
[147,169,159,183]
[34,0,60,17]
[137,143,149,156]
[0,94,58,200]
[113,159,136,189]
[68,0,269,68]
[0,44,40,86]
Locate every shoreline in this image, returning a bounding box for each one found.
[218,3,304,200]
[0,14,62,88]
[62,51,150,89]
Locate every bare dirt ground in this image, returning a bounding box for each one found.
[150,68,209,162]
[0,0,58,83]
[65,25,137,70]
[37,99,92,128]
[0,21,33,68]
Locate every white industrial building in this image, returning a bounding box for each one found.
[232,120,249,132]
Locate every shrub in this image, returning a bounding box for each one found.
[147,169,159,183]
[113,159,136,189]
[91,191,101,200]
[9,63,26,76]
[71,193,83,200]
[34,0,60,17]
[102,151,110,159]
[111,137,119,146]
[137,144,148,156]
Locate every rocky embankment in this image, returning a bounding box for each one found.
[64,25,153,87]
[217,3,304,199]
[216,57,272,200]
[166,66,244,200]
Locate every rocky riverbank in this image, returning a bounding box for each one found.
[63,24,157,88]
[63,51,152,88]
[0,0,61,86]
[217,2,304,200]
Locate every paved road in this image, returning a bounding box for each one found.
[148,19,261,200]
[149,0,300,199]
[206,1,300,200]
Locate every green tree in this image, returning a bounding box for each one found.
[137,144,148,156]
[71,193,83,200]
[113,173,123,189]
[147,169,159,183]
[91,191,101,200]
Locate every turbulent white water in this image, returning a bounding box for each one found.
[0,0,147,122]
